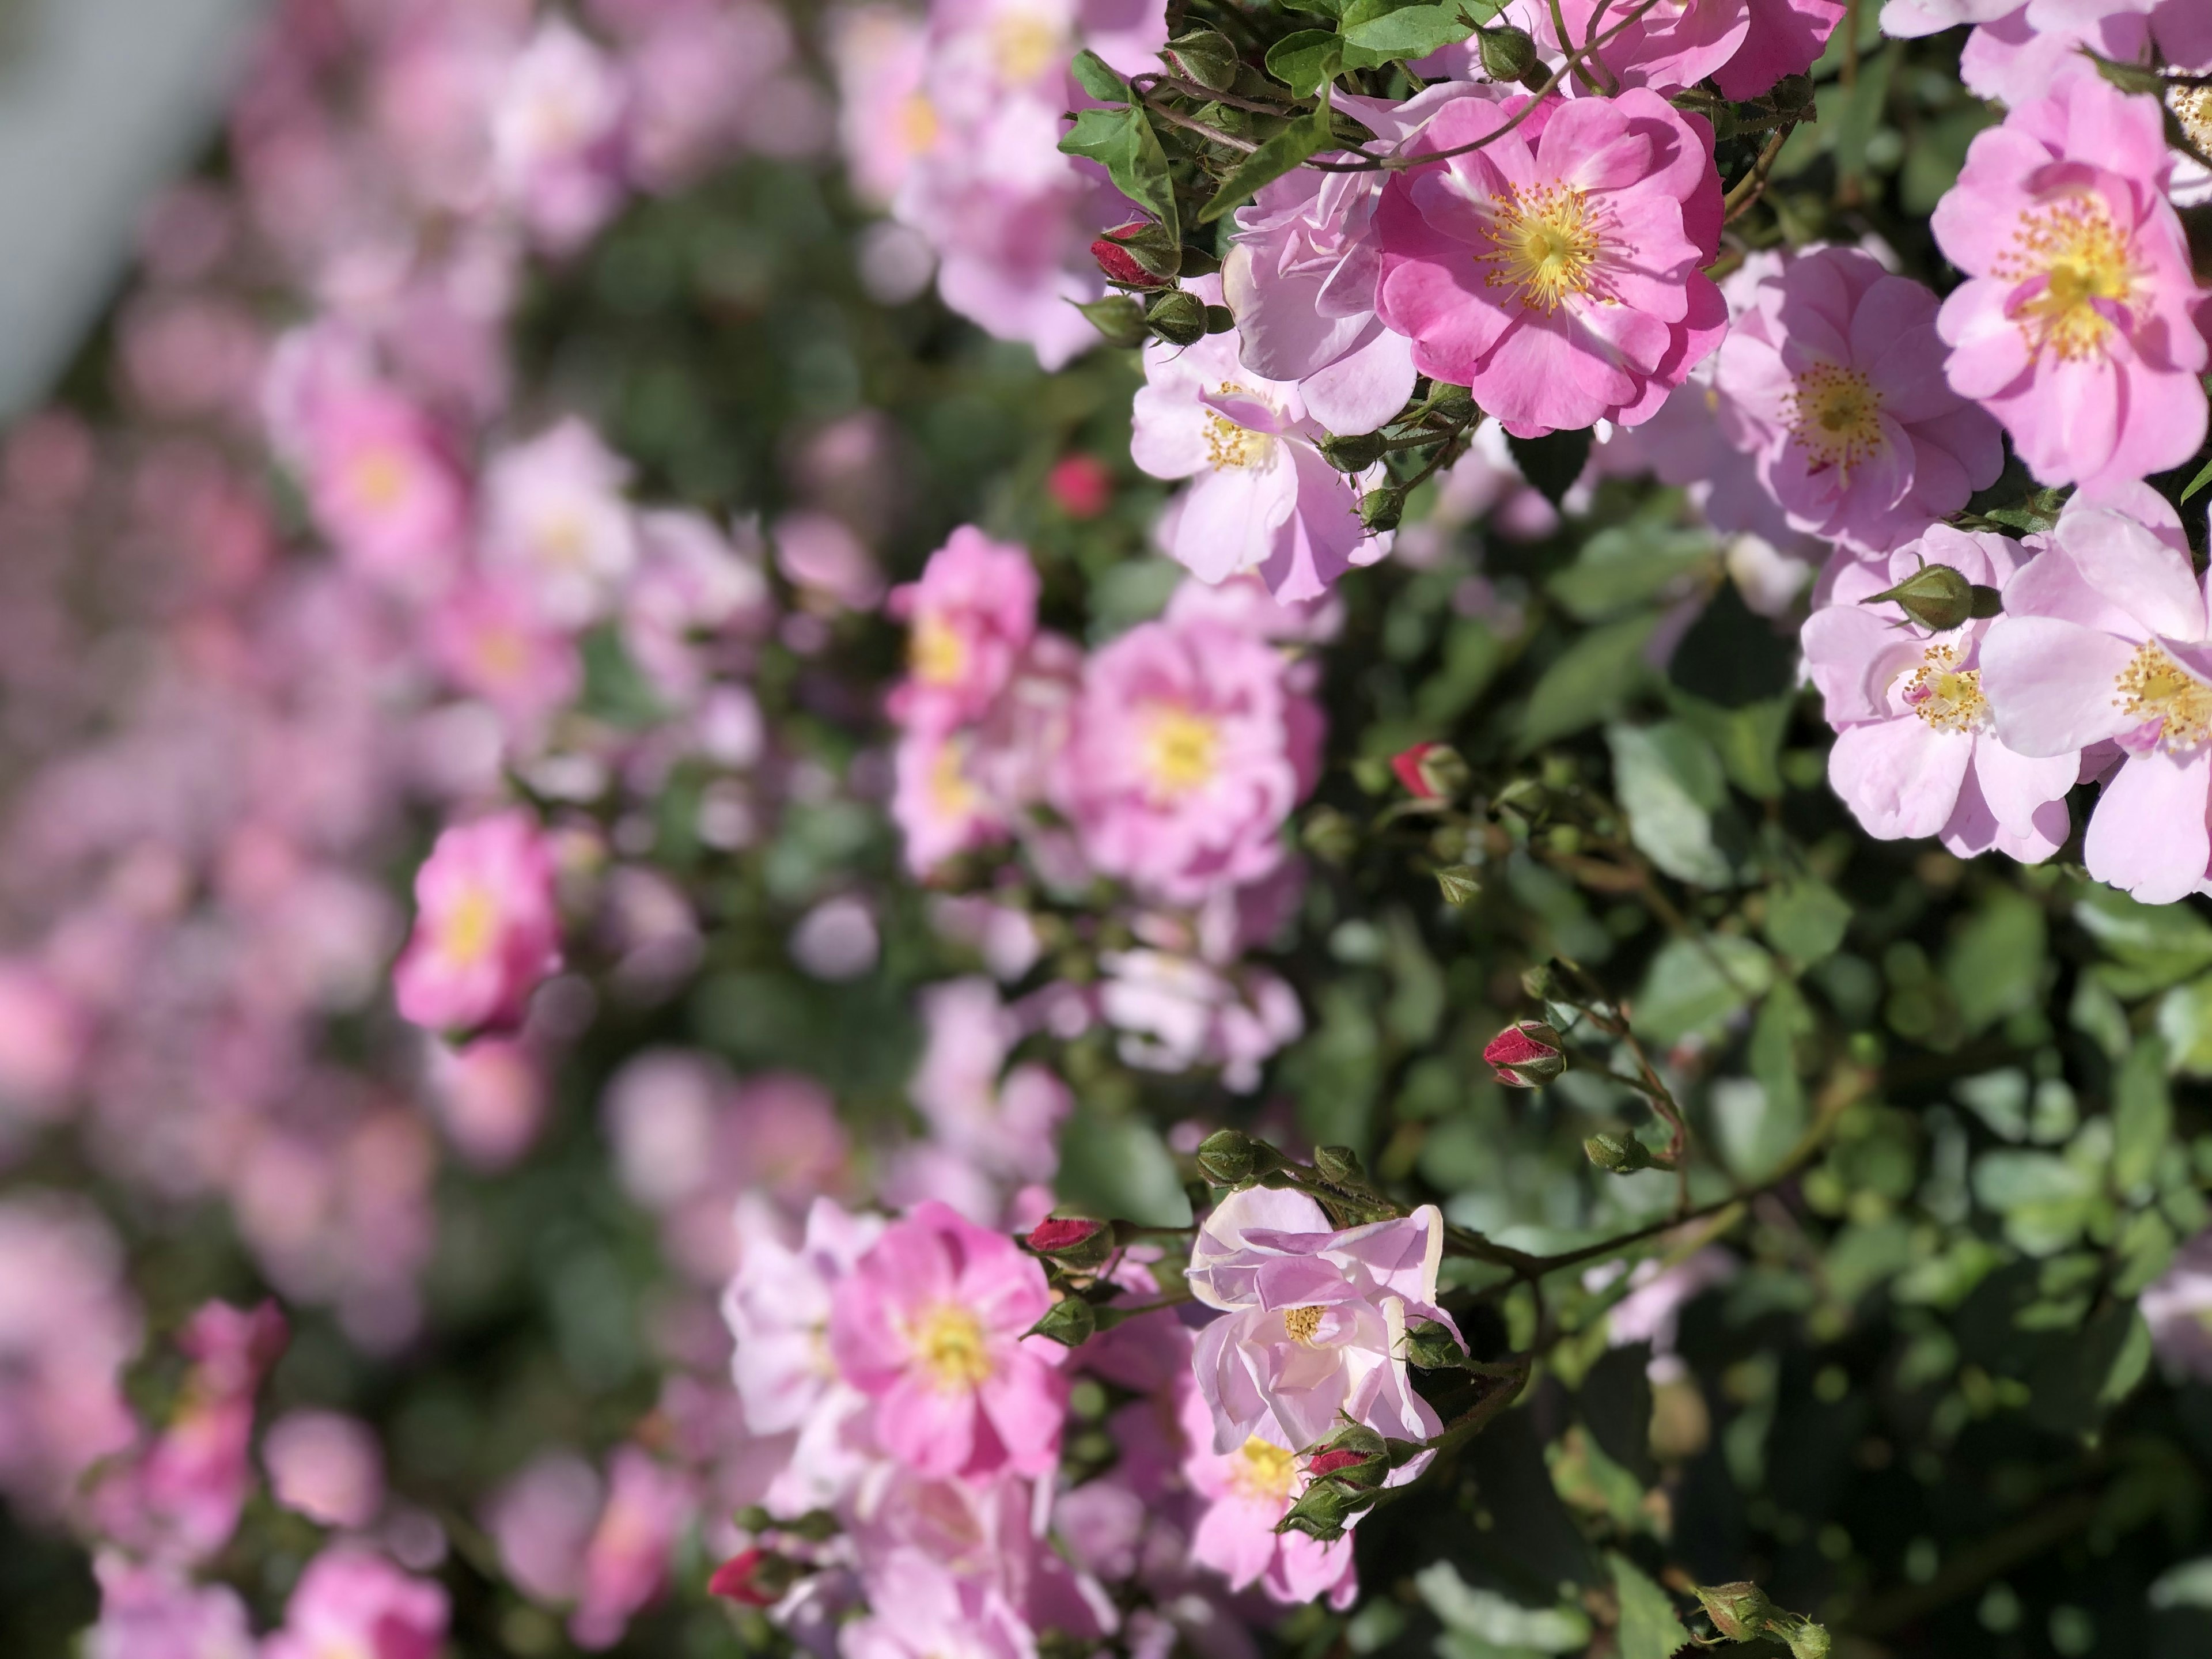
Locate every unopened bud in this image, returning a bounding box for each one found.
[1863,560,1988,632]
[1164,27,1240,93]
[1145,289,1209,346]
[1028,1293,1098,1347]
[1485,1020,1565,1086]
[1476,24,1539,82]
[1077,295,1148,348]
[1391,741,1468,802]
[1359,487,1404,533]
[1306,1448,1383,1488]
[1090,220,1178,287]
[1319,430,1387,472]
[778,1509,841,1541]
[1301,805,1358,865]
[1694,1583,1776,1643]
[1316,1422,1387,1460]
[1778,1618,1832,1659]
[708,1548,802,1607]
[1770,72,1814,109]
[1401,1317,1471,1370]
[1428,382,1477,424]
[1276,1476,1366,1540]
[1436,865,1481,906]
[1028,1216,1115,1271]
[1195,1128,1261,1185]
[1313,1145,1366,1186]
[1584,1131,1657,1173]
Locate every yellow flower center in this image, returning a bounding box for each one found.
[1477,184,1601,313]
[929,739,981,817]
[911,1302,993,1392]
[900,93,941,153]
[1140,705,1219,797]
[1229,1437,1300,1503]
[910,612,969,685]
[537,510,592,569]
[474,626,530,685]
[2115,642,2212,752]
[1902,643,1988,733]
[1282,1304,1325,1346]
[1786,362,1885,479]
[1203,388,1279,472]
[1995,195,2136,362]
[348,448,410,511]
[992,13,1062,83]
[440,884,500,967]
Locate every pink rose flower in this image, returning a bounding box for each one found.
[392,810,562,1033]
[1132,276,1393,603]
[910,978,1069,1185]
[893,725,1016,878]
[2143,1226,2212,1381]
[844,1549,1039,1659]
[264,1409,385,1529]
[1374,89,1725,437]
[1527,0,1844,98]
[480,418,641,628]
[725,1196,884,1439]
[1177,1385,1357,1609]
[88,1555,256,1659]
[263,1547,448,1659]
[1933,71,2211,491]
[1717,0,1852,99]
[1058,612,1321,905]
[1715,246,2002,550]
[493,18,632,253]
[827,1198,1065,1480]
[1803,527,2078,861]
[427,577,583,733]
[888,528,1040,733]
[1186,1188,1449,1456]
[1980,495,2212,902]
[300,385,469,596]
[569,1447,694,1650]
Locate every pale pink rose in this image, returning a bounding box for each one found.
[910,978,1069,1185]
[263,1547,448,1659]
[1980,496,2212,902]
[1374,89,1725,437]
[486,1452,604,1605]
[776,509,885,611]
[1593,1247,1740,1357]
[428,576,583,733]
[300,384,469,595]
[0,959,86,1119]
[888,528,1040,733]
[493,18,632,252]
[480,418,640,628]
[264,1409,385,1529]
[570,1446,695,1649]
[87,1555,256,1659]
[426,1035,547,1169]
[831,6,935,208]
[1185,1188,1449,1456]
[725,1195,884,1434]
[622,509,773,709]
[828,1199,1065,1480]
[844,1549,1039,1659]
[1058,612,1321,906]
[893,725,1014,877]
[1177,1386,1357,1609]
[1933,71,2210,490]
[1879,0,2014,35]
[1097,949,1303,1093]
[1715,246,2001,550]
[2142,1226,2212,1381]
[1802,526,2077,861]
[392,810,563,1033]
[1133,276,1393,603]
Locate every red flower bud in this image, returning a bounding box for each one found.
[1389,741,1468,802]
[708,1549,778,1607]
[1306,1449,1372,1480]
[1047,454,1113,519]
[1029,1217,1107,1253]
[1090,222,1175,288]
[1483,1020,1566,1087]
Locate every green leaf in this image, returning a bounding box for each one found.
[1417,1563,1590,1654]
[2113,1033,2173,1192]
[1054,1105,1191,1226]
[1606,721,1732,888]
[1069,48,1129,103]
[1198,100,1333,224]
[2158,974,2212,1076]
[1608,1556,1688,1659]
[1944,886,2047,1034]
[1518,613,1660,748]
[2181,452,2212,503]
[1263,29,1342,96]
[2076,884,2212,997]
[1547,518,1714,623]
[1507,426,1592,507]
[1668,690,1790,799]
[1337,0,1498,66]
[1633,934,1775,1048]
[1060,105,1179,238]
[1764,877,1850,966]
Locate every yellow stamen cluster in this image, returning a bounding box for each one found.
[1476,184,1602,313]
[1282,1304,1324,1346]
[1141,705,1220,797]
[1229,1437,1300,1503]
[2172,86,2212,157]
[991,13,1062,84]
[909,612,969,686]
[1786,362,1886,479]
[2116,641,2212,752]
[1994,195,2136,362]
[1204,414,1274,471]
[1902,643,1989,734]
[929,739,982,817]
[441,885,500,967]
[911,1303,994,1392]
[349,449,410,511]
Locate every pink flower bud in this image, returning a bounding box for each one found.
[707,1549,778,1607]
[1028,1217,1105,1253]
[1483,1021,1565,1087]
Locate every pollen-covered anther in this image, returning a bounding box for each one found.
[1476,183,1603,313]
[1787,362,1886,478]
[1282,1304,1325,1345]
[1993,194,2137,362]
[1901,644,1990,733]
[1203,414,1275,471]
[2115,641,2212,752]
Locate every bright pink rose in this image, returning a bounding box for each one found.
[1717,0,1851,99]
[888,528,1040,733]
[1980,496,2212,902]
[263,1548,448,1659]
[1801,526,2076,861]
[1933,72,2210,491]
[1058,612,1321,905]
[392,810,562,1033]
[569,1447,695,1650]
[301,386,469,596]
[1523,0,1751,92]
[1132,276,1393,603]
[1177,1385,1357,1609]
[1715,246,2002,550]
[827,1199,1065,1480]
[893,726,1014,877]
[427,577,583,732]
[1185,1188,1449,1456]
[1374,89,1725,437]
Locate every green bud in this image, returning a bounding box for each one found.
[1770,72,1815,110]
[1163,28,1240,93]
[1027,1294,1098,1347]
[733,1505,773,1534]
[1145,289,1209,347]
[1436,865,1482,906]
[779,1509,842,1541]
[1427,382,1477,424]
[1313,1145,1366,1186]
[1301,805,1358,865]
[1315,1422,1387,1460]
[1694,1583,1776,1643]
[1092,219,1182,283]
[1319,430,1388,472]
[1969,584,2002,619]
[1195,1128,1260,1185]
[1863,560,1979,632]
[1204,304,1236,335]
[1778,1617,1832,1659]
[1475,24,1539,82]
[1027,1215,1117,1272]
[1584,1131,1657,1173]
[1275,1477,1366,1541]
[1076,294,1149,349]
[1400,1317,1471,1370]
[1359,487,1405,533]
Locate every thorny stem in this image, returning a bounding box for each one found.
[1134,70,1303,116]
[1142,96,1262,153]
[1722,119,1801,224]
